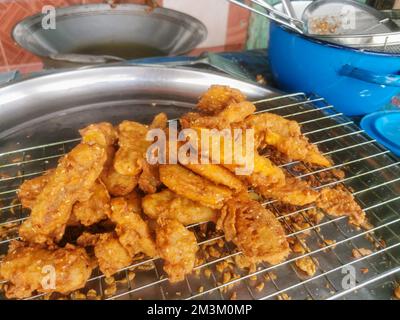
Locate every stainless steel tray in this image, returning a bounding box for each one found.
[0,66,399,300]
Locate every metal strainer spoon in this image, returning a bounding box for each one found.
[302,0,399,35]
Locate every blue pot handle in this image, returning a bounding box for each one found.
[339,64,400,87]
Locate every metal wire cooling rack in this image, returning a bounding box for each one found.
[0,92,400,300]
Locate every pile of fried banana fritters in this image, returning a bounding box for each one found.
[0,85,366,299]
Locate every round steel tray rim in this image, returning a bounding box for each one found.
[0,65,277,139]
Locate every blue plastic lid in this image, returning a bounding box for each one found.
[360,111,400,156]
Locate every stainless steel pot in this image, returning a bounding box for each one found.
[274,1,400,53]
[12,4,207,68]
[0,66,277,148]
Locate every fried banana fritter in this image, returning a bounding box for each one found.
[180,101,256,130]
[195,128,316,206]
[101,165,139,196]
[93,233,132,277]
[138,159,161,194]
[18,170,54,209]
[251,176,319,206]
[0,242,92,299]
[5,85,371,296]
[217,197,290,265]
[183,163,246,191]
[156,219,198,283]
[142,189,218,225]
[109,194,157,258]
[149,112,168,130]
[244,113,331,167]
[197,84,246,115]
[316,186,366,227]
[114,121,150,176]
[19,123,115,245]
[101,143,139,197]
[72,180,111,226]
[159,164,232,209]
[136,113,168,194]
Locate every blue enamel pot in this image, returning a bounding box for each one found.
[268,22,400,116]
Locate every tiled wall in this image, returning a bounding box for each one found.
[0,0,250,73]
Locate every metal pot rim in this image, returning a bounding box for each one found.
[275,23,400,57]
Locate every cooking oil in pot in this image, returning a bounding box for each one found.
[70,42,166,59]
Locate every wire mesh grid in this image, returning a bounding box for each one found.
[0,92,399,300]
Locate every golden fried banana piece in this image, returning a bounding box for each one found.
[142,189,218,225]
[72,180,111,226]
[136,112,168,194]
[197,85,246,115]
[250,176,319,206]
[156,219,198,283]
[191,127,315,206]
[183,163,246,192]
[159,164,232,209]
[114,121,150,176]
[190,126,285,184]
[180,101,255,130]
[76,232,101,247]
[316,186,366,227]
[18,169,54,209]
[19,123,114,245]
[138,159,161,194]
[217,198,290,265]
[234,152,285,187]
[98,129,139,197]
[101,165,139,196]
[110,194,157,258]
[93,233,132,278]
[150,112,168,130]
[0,242,92,299]
[244,113,331,167]
[80,122,117,147]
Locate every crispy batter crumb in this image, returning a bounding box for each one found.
[394,285,400,300]
[360,268,369,274]
[208,246,221,258]
[198,286,204,293]
[295,256,317,276]
[249,264,257,274]
[249,275,257,281]
[43,293,52,300]
[269,272,277,280]
[137,262,155,271]
[255,282,265,292]
[104,283,117,296]
[223,271,232,283]
[105,276,115,285]
[277,293,291,300]
[352,248,373,259]
[128,271,136,281]
[71,291,86,300]
[87,289,98,299]
[216,261,229,273]
[176,291,181,296]
[292,241,306,254]
[204,268,212,279]
[232,273,240,280]
[230,291,237,300]
[324,239,336,248]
